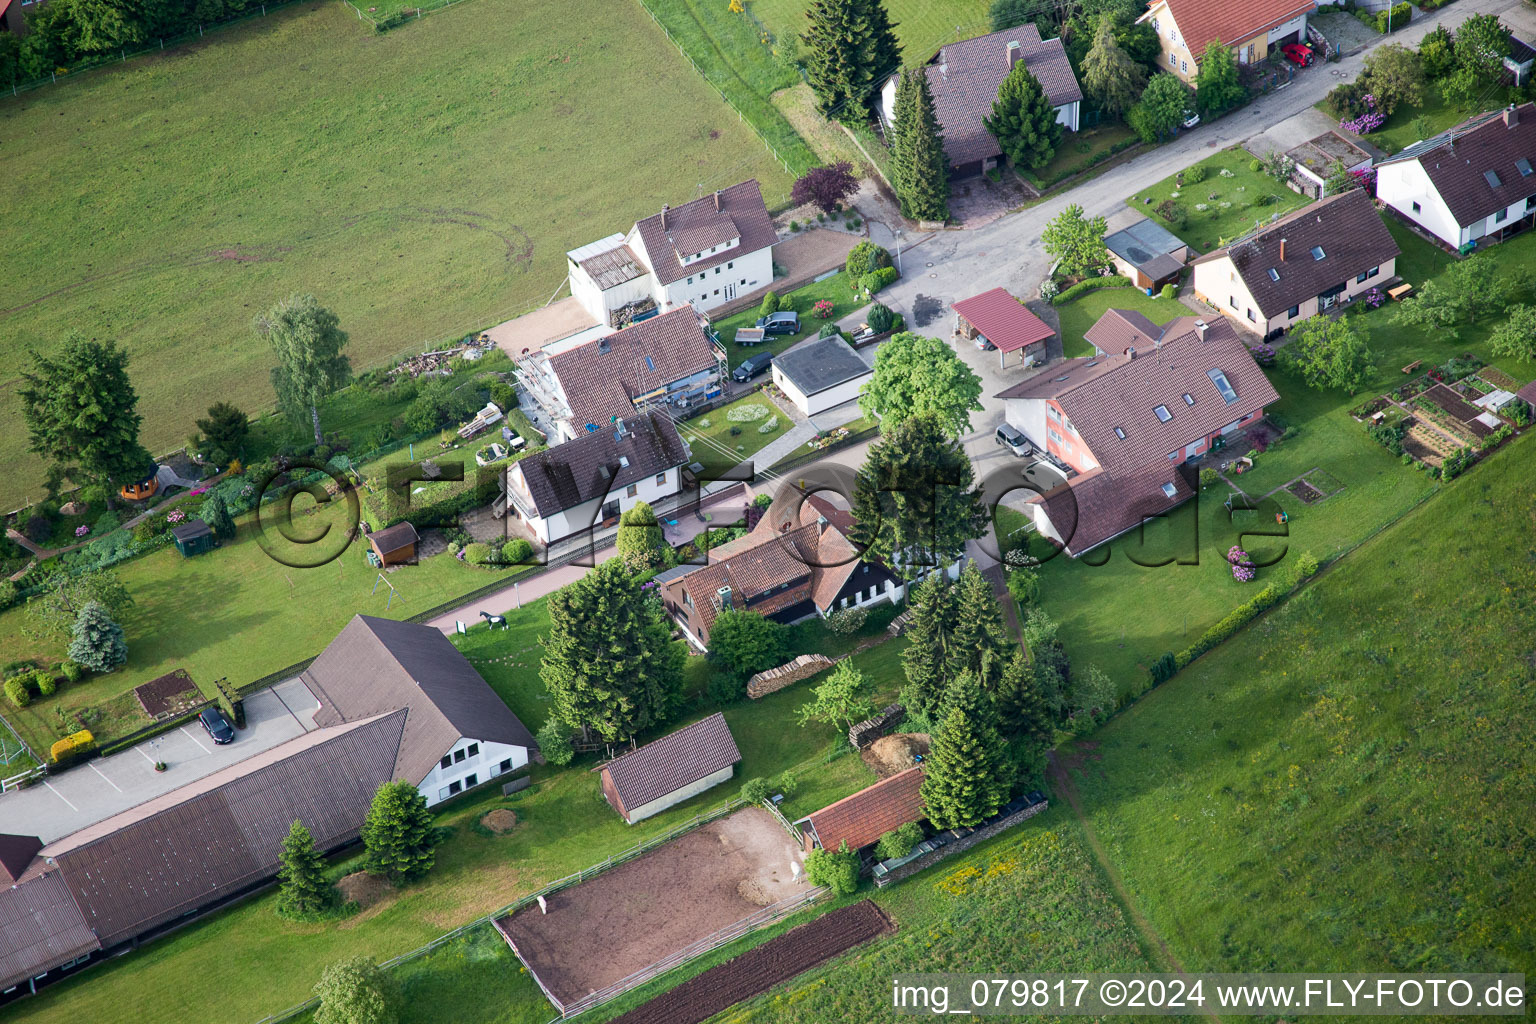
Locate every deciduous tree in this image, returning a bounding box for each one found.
[1128,71,1193,143]
[984,62,1062,171]
[859,332,984,437]
[1021,607,1070,716]
[314,955,398,1024]
[709,610,789,679]
[798,659,875,735]
[19,333,154,508]
[792,161,860,214]
[920,707,1011,829]
[1081,15,1146,118]
[1070,664,1118,718]
[1042,203,1110,279]
[1194,40,1246,115]
[1489,304,1536,363]
[25,568,133,644]
[276,819,335,917]
[1361,43,1424,117]
[361,781,438,886]
[891,67,951,222]
[801,0,900,117]
[199,491,236,541]
[849,414,986,580]
[540,559,684,743]
[1281,315,1373,393]
[257,294,352,445]
[1394,255,1525,337]
[67,601,127,673]
[804,840,860,893]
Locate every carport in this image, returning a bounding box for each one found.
[952,289,1054,370]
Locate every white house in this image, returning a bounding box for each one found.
[880,24,1081,177]
[566,180,779,326]
[1190,188,1399,337]
[770,335,872,417]
[515,305,727,444]
[303,615,537,807]
[504,411,690,546]
[1376,103,1536,251]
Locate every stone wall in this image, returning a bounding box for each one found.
[873,800,1049,887]
[746,654,835,699]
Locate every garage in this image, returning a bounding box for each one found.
[770,336,873,417]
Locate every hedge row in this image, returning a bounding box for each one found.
[1051,275,1132,306]
[1172,552,1320,672]
[50,729,96,768]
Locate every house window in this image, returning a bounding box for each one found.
[1182,393,1194,406]
[1412,201,1422,213]
[1246,309,1256,322]
[440,755,452,770]
[1047,405,1061,422]
[1268,268,1280,282]
[684,590,694,608]
[1151,16,1158,31]
[1047,428,1062,443]
[1154,404,1172,422]
[1287,304,1300,319]
[686,276,693,285]
[448,780,463,795]
[1167,450,1179,461]
[714,266,721,274]
[1229,295,1238,309]
[728,261,734,269]
[1207,368,1239,404]
[655,472,667,485]
[740,278,747,285]
[466,773,478,788]
[1181,60,1188,73]
[713,289,720,296]
[1063,419,1076,434]
[1367,267,1379,279]
[1494,208,1509,223]
[626,483,638,498]
[1311,245,1326,260]
[499,758,513,773]
[454,748,466,763]
[438,786,452,801]
[467,743,479,757]
[1169,51,1177,67]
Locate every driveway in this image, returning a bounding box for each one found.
[0,678,320,844]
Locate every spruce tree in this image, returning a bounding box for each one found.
[983,62,1062,171]
[276,819,335,917]
[947,563,1012,692]
[891,67,951,222]
[997,651,1052,746]
[802,0,901,118]
[920,707,1011,829]
[67,601,127,673]
[361,781,438,886]
[900,570,956,721]
[938,669,997,732]
[1080,14,1146,118]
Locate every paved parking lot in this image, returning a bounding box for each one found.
[0,678,320,844]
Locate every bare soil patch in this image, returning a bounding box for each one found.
[337,871,392,912]
[496,808,812,1007]
[1286,479,1324,504]
[481,808,519,834]
[607,901,895,1024]
[132,669,201,719]
[861,732,930,778]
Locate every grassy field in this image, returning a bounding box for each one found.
[1127,147,1313,251]
[751,0,991,67]
[675,394,792,474]
[0,500,530,757]
[1065,434,1535,978]
[1054,286,1189,358]
[0,0,793,509]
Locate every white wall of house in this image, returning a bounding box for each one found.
[1376,160,1468,247]
[1195,252,1398,334]
[1474,195,1536,241]
[772,366,869,417]
[1004,397,1051,452]
[421,737,529,806]
[624,764,735,823]
[827,577,902,615]
[1267,13,1308,44]
[658,245,774,313]
[569,262,655,328]
[509,463,683,545]
[1055,99,1080,133]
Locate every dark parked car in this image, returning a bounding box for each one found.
[995,423,1034,457]
[755,311,800,335]
[198,707,235,745]
[733,351,774,383]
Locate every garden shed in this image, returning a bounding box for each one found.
[366,522,419,566]
[170,520,215,558]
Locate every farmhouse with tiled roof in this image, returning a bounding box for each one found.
[797,766,927,854]
[1137,0,1315,85]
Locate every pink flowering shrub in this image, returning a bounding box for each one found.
[1340,95,1385,135]
[1227,545,1256,582]
[812,299,834,319]
[75,524,90,538]
[166,510,186,525]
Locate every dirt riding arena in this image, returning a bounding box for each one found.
[496,808,812,1008]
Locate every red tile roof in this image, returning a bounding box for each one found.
[1379,103,1536,227]
[952,288,1054,352]
[601,713,741,814]
[1083,308,1162,356]
[1152,0,1317,62]
[804,767,926,853]
[633,180,777,286]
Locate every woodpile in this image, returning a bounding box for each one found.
[848,703,904,749]
[746,654,834,699]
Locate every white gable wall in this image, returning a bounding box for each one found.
[508,463,683,545]
[659,245,774,313]
[1376,159,1469,248]
[420,737,529,806]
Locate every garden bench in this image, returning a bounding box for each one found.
[1388,283,1413,302]
[1402,360,1422,374]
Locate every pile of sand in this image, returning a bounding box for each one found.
[861,733,931,777]
[481,808,519,834]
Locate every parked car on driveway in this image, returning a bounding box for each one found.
[1282,43,1314,66]
[198,707,235,745]
[974,335,997,351]
[995,423,1034,457]
[733,351,774,383]
[755,311,800,335]
[1182,110,1201,129]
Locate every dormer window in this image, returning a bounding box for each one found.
[1154,404,1172,422]
[1310,245,1326,260]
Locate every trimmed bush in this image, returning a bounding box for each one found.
[1175,583,1285,668]
[50,729,95,767]
[502,538,533,565]
[875,821,924,860]
[35,671,57,698]
[758,292,780,320]
[866,303,897,333]
[4,676,30,708]
[1160,283,1178,300]
[1050,275,1132,305]
[740,776,772,804]
[859,266,899,296]
[1184,164,1207,184]
[1149,651,1178,686]
[824,606,869,635]
[463,542,493,565]
[845,240,893,279]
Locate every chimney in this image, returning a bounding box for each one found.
[1506,104,1519,128]
[661,203,669,230]
[1006,39,1021,68]
[714,190,721,211]
[598,336,611,355]
[1125,346,1136,359]
[1279,237,1287,261]
[1195,319,1208,339]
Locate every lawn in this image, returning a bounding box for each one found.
[751,0,991,67]
[0,0,793,509]
[674,393,792,474]
[1065,434,1535,979]
[1054,285,1190,358]
[714,271,866,369]
[769,414,877,470]
[1021,121,1139,190]
[1126,147,1313,252]
[0,500,531,757]
[1320,81,1467,157]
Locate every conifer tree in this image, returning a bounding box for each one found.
[899,569,955,721]
[997,652,1052,746]
[1080,15,1146,118]
[802,0,901,117]
[361,781,438,886]
[276,819,335,917]
[947,563,1012,691]
[199,491,236,541]
[921,707,1011,829]
[984,62,1062,171]
[938,669,998,733]
[67,601,127,673]
[891,67,951,222]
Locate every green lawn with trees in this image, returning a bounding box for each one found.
[1053,285,1189,357]
[1065,434,1535,978]
[1127,147,1313,251]
[0,0,792,507]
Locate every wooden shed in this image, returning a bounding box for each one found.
[367,522,419,566]
[597,713,741,824]
[170,520,215,558]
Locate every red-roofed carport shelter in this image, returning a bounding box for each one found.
[952,288,1054,369]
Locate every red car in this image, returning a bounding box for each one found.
[1282,43,1315,67]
